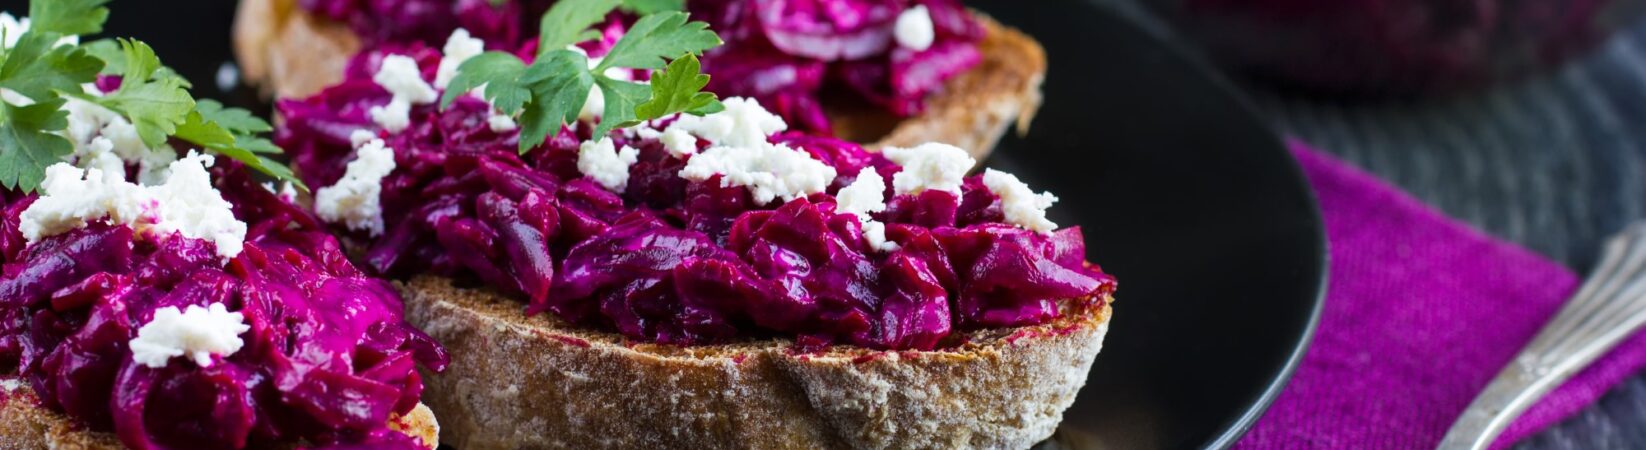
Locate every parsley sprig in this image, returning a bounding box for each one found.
[0,0,301,192]
[444,0,723,154]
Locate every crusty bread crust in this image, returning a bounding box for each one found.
[0,379,440,449]
[233,0,361,100]
[232,1,1045,160]
[829,15,1047,161]
[402,275,1111,450]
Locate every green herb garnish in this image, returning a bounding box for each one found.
[0,0,301,192]
[443,0,721,153]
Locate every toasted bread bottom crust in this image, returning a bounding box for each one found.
[402,275,1111,450]
[0,382,439,450]
[234,0,1046,161]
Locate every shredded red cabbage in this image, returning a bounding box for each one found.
[276,48,1113,352]
[300,0,555,47]
[0,163,448,449]
[298,0,983,133]
[693,0,984,131]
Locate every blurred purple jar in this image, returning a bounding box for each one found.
[1143,0,1646,96]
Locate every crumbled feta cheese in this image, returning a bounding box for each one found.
[435,28,485,90]
[577,137,639,192]
[882,142,974,196]
[0,378,22,392]
[488,112,518,132]
[129,304,249,369]
[368,55,438,133]
[315,138,397,236]
[368,97,413,134]
[679,141,836,205]
[665,97,787,149]
[837,168,898,252]
[374,55,439,104]
[660,127,697,158]
[20,152,248,259]
[58,96,174,182]
[148,153,250,258]
[837,168,888,218]
[982,169,1059,233]
[894,5,936,51]
[350,129,378,148]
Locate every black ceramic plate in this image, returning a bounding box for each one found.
[0,0,1328,448]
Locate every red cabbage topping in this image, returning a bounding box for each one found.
[692,0,984,132]
[298,0,982,133]
[0,163,449,449]
[277,47,1112,352]
[300,0,556,47]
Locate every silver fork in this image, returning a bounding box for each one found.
[1438,222,1646,450]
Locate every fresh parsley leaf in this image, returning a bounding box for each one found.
[237,136,282,154]
[592,76,648,137]
[440,52,529,112]
[173,110,306,190]
[538,0,621,55]
[0,98,72,192]
[81,39,123,74]
[95,39,194,150]
[595,11,720,72]
[29,0,111,36]
[515,49,595,153]
[0,32,102,102]
[195,99,272,134]
[82,39,190,84]
[456,2,723,153]
[619,0,684,15]
[488,0,510,6]
[634,54,721,121]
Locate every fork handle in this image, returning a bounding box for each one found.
[1438,223,1646,450]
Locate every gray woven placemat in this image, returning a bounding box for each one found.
[1246,15,1646,450]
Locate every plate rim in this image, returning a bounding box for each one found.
[1076,4,1331,448]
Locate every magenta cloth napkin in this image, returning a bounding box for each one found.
[1233,142,1646,449]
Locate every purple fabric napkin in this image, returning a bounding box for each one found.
[1233,142,1646,449]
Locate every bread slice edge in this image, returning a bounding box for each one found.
[0,379,440,449]
[403,274,1111,450]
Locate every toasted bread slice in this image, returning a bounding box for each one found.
[401,275,1111,450]
[0,379,440,449]
[231,0,1045,160]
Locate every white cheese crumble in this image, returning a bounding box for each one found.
[56,94,174,183]
[882,142,974,196]
[488,113,518,132]
[435,28,485,90]
[837,168,898,252]
[129,304,249,369]
[20,152,249,259]
[660,127,697,158]
[679,141,836,205]
[350,129,378,148]
[894,5,936,51]
[665,97,787,149]
[577,137,639,192]
[567,46,641,122]
[982,169,1060,233]
[315,137,397,236]
[672,97,835,204]
[368,55,438,133]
